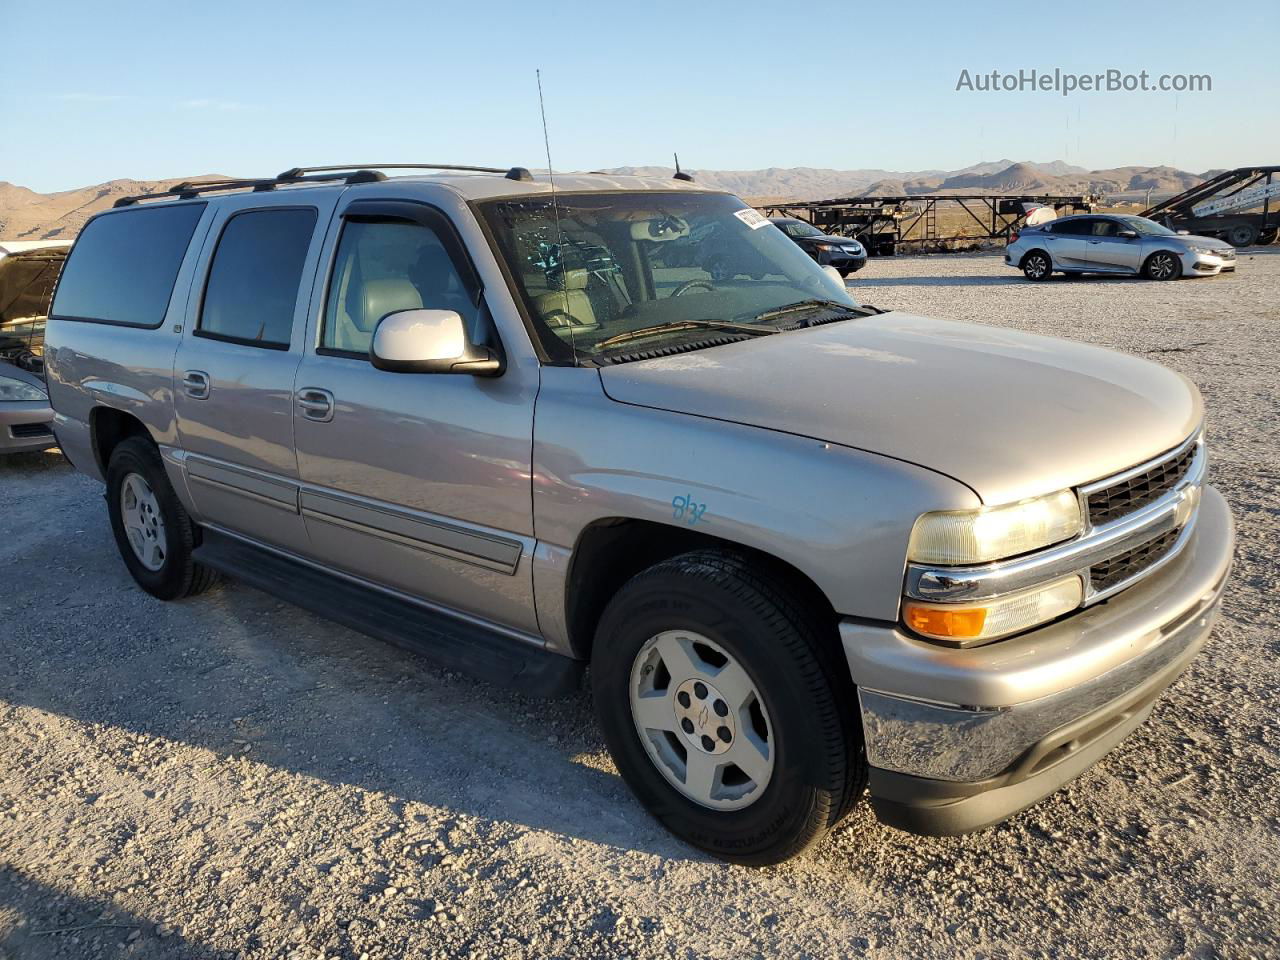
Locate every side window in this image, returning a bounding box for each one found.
[1092,219,1120,237]
[198,208,317,348]
[51,202,205,327]
[1059,219,1095,236]
[322,219,478,356]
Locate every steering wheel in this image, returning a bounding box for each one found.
[671,279,716,297]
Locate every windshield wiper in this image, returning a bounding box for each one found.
[752,298,859,322]
[596,319,781,350]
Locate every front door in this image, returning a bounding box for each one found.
[173,196,334,555]
[291,197,540,635]
[1084,218,1143,273]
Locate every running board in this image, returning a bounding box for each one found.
[193,530,583,697]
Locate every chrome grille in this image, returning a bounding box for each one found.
[1089,527,1180,592]
[1087,443,1196,526]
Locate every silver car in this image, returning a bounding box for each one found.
[0,361,55,453]
[1006,214,1237,281]
[44,166,1234,864]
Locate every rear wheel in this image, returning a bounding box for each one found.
[1257,228,1277,246]
[591,550,865,865]
[106,436,219,600]
[1021,251,1052,280]
[1226,224,1258,248]
[1143,250,1183,281]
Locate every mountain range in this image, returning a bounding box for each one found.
[1,160,1211,241]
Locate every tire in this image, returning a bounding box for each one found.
[106,435,219,600]
[1226,224,1258,248]
[591,550,865,866]
[1143,250,1183,281]
[1021,250,1052,280]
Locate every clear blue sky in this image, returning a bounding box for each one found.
[3,0,1275,193]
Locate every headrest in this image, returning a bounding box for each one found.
[357,278,422,332]
[551,267,589,291]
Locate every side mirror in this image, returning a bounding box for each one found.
[1117,229,1138,239]
[370,309,502,376]
[1176,229,1190,235]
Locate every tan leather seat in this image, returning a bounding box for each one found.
[334,278,423,352]
[534,268,598,335]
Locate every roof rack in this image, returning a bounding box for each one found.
[113,163,534,208]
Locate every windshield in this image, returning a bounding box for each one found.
[777,219,825,239]
[1119,216,1177,236]
[478,191,858,363]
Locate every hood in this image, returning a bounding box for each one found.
[1177,234,1231,248]
[795,234,859,247]
[598,313,1202,505]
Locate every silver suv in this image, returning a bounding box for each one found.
[45,164,1234,865]
[1006,214,1237,280]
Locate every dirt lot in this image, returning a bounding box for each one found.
[2,251,1278,960]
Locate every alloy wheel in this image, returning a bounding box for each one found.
[629,630,774,811]
[1149,253,1176,280]
[120,472,167,572]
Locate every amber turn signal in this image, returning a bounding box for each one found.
[903,603,988,639]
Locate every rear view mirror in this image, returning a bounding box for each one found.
[370,309,501,376]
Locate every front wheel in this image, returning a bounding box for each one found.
[591,550,865,865]
[1021,251,1052,280]
[106,436,219,600]
[1144,250,1183,281]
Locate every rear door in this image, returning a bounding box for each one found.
[291,196,540,635]
[173,192,337,555]
[1084,217,1142,273]
[1042,218,1092,268]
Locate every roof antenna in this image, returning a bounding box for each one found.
[673,152,693,182]
[537,68,577,365]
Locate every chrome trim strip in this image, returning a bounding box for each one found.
[907,438,1205,603]
[1079,430,1201,498]
[184,455,299,511]
[299,488,523,575]
[201,523,546,650]
[1087,506,1199,604]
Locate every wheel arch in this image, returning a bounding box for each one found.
[1018,247,1051,268]
[91,406,156,477]
[562,517,838,662]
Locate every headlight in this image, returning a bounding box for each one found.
[814,242,837,251]
[903,575,1083,646]
[0,375,47,403]
[907,489,1083,565]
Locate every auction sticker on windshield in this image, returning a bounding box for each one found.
[734,208,771,229]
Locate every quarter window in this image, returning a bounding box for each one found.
[322,219,478,356]
[51,203,205,327]
[199,208,317,347]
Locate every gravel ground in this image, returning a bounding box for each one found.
[2,251,1278,960]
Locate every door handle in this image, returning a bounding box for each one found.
[296,387,335,423]
[1088,239,1102,244]
[182,370,210,399]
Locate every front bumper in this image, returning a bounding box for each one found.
[1182,249,1236,275]
[817,250,867,274]
[842,484,1234,834]
[0,399,55,453]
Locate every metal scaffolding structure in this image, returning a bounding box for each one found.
[760,193,1099,254]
